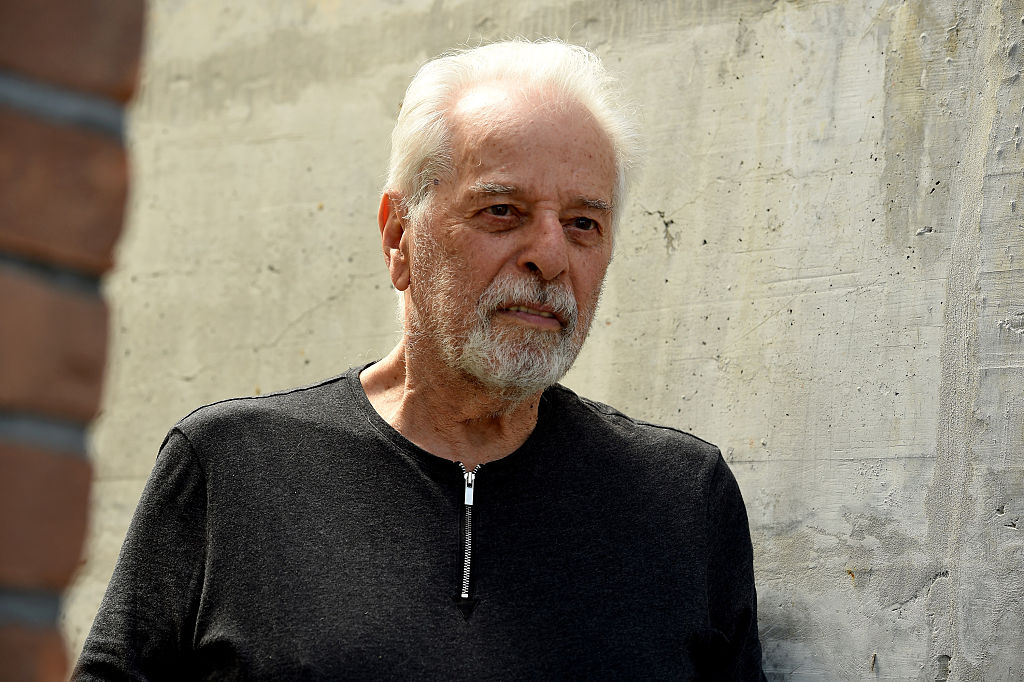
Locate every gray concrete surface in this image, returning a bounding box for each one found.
[63,1,1024,679]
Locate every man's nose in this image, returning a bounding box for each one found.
[517,211,568,280]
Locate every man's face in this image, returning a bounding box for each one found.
[405,84,617,398]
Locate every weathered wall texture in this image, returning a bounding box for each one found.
[63,1,1024,679]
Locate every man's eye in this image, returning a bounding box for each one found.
[485,204,511,217]
[572,217,598,231]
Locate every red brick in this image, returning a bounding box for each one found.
[0,443,90,590]
[0,270,107,423]
[0,108,127,276]
[0,625,66,682]
[0,0,144,102]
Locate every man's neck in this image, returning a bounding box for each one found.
[359,341,544,470]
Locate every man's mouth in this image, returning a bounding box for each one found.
[498,304,565,329]
[475,273,578,332]
[505,305,556,319]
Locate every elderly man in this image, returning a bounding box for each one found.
[76,41,765,680]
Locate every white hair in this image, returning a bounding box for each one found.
[384,39,641,228]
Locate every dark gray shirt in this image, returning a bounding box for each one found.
[75,366,765,680]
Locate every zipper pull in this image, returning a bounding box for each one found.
[463,468,476,506]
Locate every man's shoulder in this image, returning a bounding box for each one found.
[171,371,356,443]
[543,383,722,464]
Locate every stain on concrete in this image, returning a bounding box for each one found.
[643,209,679,254]
[996,311,1024,336]
[880,1,939,247]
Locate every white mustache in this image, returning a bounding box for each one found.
[476,273,578,332]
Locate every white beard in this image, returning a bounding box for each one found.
[456,272,587,400]
[407,231,599,402]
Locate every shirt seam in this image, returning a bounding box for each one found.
[562,387,719,449]
[174,372,350,426]
[165,427,210,656]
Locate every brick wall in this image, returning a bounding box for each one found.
[0,1,143,679]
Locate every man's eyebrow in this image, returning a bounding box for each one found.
[579,197,613,212]
[468,183,612,212]
[469,181,517,195]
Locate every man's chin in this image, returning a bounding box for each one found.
[461,348,574,400]
[446,319,587,402]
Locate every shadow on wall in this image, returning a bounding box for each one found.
[0,1,143,679]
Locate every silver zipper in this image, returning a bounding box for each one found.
[458,463,481,600]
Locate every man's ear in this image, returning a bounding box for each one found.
[378,192,411,291]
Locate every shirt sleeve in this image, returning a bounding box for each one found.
[703,452,767,681]
[73,429,206,681]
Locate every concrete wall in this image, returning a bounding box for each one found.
[63,1,1024,679]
